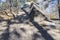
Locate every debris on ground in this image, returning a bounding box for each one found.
[0,1,60,40]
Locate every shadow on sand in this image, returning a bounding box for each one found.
[0,8,54,40]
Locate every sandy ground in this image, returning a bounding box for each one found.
[0,17,60,40]
[0,10,60,40]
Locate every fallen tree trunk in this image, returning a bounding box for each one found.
[30,2,51,21]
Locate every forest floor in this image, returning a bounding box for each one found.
[0,13,60,40]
